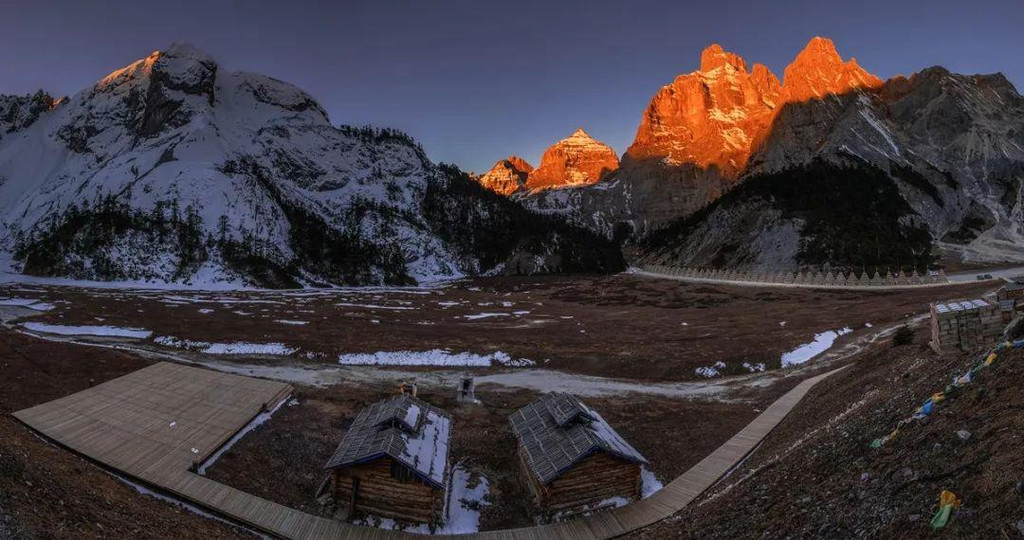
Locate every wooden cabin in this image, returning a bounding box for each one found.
[998,281,1024,302]
[508,392,647,514]
[322,395,451,525]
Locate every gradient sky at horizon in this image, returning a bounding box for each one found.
[1,0,1021,172]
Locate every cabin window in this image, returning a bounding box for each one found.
[391,461,418,484]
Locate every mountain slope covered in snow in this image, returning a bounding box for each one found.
[0,44,623,287]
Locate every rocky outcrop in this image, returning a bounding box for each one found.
[477,156,532,195]
[524,128,619,191]
[747,66,1024,263]
[0,91,58,139]
[639,161,934,272]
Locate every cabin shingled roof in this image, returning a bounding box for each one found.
[324,394,451,488]
[508,392,647,485]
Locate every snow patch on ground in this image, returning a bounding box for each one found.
[338,349,534,368]
[154,336,212,350]
[462,312,509,320]
[154,336,296,356]
[22,322,152,339]
[335,302,416,310]
[641,466,664,498]
[780,327,853,367]
[440,465,490,534]
[0,298,54,311]
[203,342,297,356]
[695,361,727,378]
[275,319,308,326]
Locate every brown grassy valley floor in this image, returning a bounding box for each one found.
[0,274,1008,537]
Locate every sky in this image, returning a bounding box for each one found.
[1,0,1021,172]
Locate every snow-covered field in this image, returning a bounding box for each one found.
[22,322,152,339]
[0,297,54,311]
[337,349,535,368]
[155,336,297,356]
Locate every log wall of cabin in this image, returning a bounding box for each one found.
[532,451,642,511]
[332,457,442,524]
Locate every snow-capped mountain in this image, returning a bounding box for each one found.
[476,129,618,195]
[476,156,532,196]
[0,44,623,287]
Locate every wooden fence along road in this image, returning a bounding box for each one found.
[13,362,843,539]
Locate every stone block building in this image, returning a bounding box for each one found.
[930,298,1002,353]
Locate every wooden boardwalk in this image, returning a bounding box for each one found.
[13,362,843,539]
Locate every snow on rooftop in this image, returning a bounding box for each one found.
[399,408,450,486]
[934,298,991,313]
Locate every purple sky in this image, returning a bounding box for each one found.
[2,0,1021,172]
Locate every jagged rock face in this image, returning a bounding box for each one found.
[0,91,58,139]
[781,37,882,102]
[624,44,783,177]
[477,155,532,195]
[523,129,619,191]
[624,38,879,177]
[748,66,1024,263]
[0,44,622,286]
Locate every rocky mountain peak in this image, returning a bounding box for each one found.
[477,155,534,195]
[782,37,882,102]
[95,43,217,101]
[751,63,782,98]
[624,44,782,179]
[505,155,534,174]
[524,129,619,191]
[624,37,882,180]
[700,44,747,73]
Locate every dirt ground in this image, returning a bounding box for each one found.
[0,274,1011,537]
[0,275,996,382]
[0,327,250,539]
[630,324,1024,539]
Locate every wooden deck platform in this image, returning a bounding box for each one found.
[13,361,843,539]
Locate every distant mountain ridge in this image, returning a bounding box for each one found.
[476,129,619,195]
[480,37,1024,269]
[0,44,623,287]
